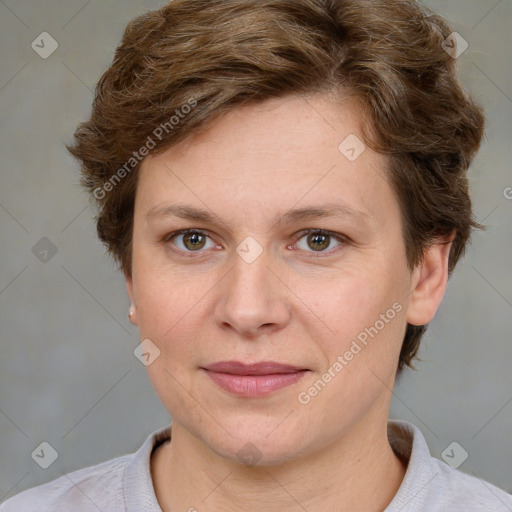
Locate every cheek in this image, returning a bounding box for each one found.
[131,258,206,359]
[134,272,207,417]
[295,275,406,429]
[296,262,405,351]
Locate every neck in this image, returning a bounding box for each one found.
[151,415,406,512]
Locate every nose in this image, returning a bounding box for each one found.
[214,248,291,337]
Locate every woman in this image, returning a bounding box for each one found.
[2,0,511,510]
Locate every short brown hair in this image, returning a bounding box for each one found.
[66,0,485,372]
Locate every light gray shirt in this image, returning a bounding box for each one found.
[1,420,511,511]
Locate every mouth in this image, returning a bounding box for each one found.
[200,361,310,398]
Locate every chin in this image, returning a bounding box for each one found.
[216,437,307,468]
[194,414,315,468]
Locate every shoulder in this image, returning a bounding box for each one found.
[0,425,171,512]
[387,420,512,511]
[429,457,512,511]
[0,455,130,512]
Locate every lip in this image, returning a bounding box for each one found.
[201,361,309,398]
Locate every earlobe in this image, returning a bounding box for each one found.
[128,304,138,326]
[125,275,138,326]
[406,236,453,326]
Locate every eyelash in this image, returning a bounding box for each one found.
[163,228,348,259]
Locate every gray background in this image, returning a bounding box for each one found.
[0,0,511,502]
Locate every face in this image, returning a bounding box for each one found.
[127,94,427,465]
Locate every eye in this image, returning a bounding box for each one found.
[166,229,217,252]
[293,229,346,255]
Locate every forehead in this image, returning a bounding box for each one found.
[153,94,366,168]
[136,94,398,231]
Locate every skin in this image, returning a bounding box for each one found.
[126,93,451,511]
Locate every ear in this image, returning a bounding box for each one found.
[406,235,453,326]
[125,273,138,326]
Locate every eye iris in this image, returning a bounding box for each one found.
[184,232,206,250]
[307,233,330,251]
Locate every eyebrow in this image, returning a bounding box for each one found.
[145,202,369,229]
